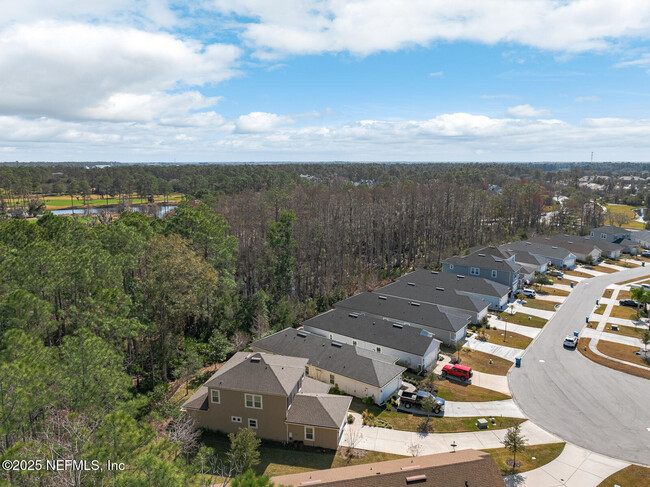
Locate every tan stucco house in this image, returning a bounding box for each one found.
[181,352,351,450]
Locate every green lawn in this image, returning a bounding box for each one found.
[597,465,650,487]
[594,304,607,315]
[497,312,548,328]
[609,305,645,320]
[522,299,558,312]
[604,323,650,339]
[200,430,406,478]
[602,289,614,299]
[590,265,617,274]
[473,330,532,350]
[604,203,645,230]
[597,341,650,369]
[565,270,593,278]
[451,349,513,375]
[41,193,183,209]
[537,286,570,297]
[482,443,566,476]
[435,381,511,402]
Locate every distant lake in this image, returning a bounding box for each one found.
[50,205,177,219]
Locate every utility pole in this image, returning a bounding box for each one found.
[590,152,594,163]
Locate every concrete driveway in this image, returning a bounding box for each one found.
[509,266,650,466]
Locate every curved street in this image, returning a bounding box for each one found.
[509,266,650,466]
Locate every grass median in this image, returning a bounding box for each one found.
[597,465,650,487]
[473,330,532,350]
[577,338,650,380]
[497,312,548,328]
[482,443,566,476]
[597,340,650,369]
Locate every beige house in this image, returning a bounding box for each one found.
[182,352,351,450]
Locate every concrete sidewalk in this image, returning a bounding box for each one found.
[340,417,560,456]
[444,399,526,419]
[563,274,587,283]
[466,336,521,362]
[504,443,630,487]
[535,294,566,303]
[470,371,512,394]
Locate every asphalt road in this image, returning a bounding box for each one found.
[509,266,650,466]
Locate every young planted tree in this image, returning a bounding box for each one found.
[419,395,437,433]
[228,428,261,474]
[630,287,646,320]
[454,340,463,363]
[502,423,528,474]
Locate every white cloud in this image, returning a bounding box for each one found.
[575,96,601,102]
[482,94,519,99]
[235,112,293,133]
[207,0,650,57]
[429,71,444,77]
[507,104,552,118]
[0,21,241,121]
[5,111,650,162]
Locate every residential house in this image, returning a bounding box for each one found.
[182,352,351,449]
[530,236,601,263]
[442,246,521,292]
[501,250,548,284]
[272,449,507,487]
[377,278,489,323]
[629,230,650,249]
[335,291,472,345]
[500,241,576,269]
[589,225,632,243]
[302,308,441,372]
[396,269,510,311]
[546,233,623,259]
[251,328,405,405]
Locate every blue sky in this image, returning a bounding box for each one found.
[1,0,650,162]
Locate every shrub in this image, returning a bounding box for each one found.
[362,396,374,406]
[347,414,354,424]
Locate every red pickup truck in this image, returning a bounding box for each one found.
[441,364,473,381]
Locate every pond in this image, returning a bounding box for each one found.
[49,205,177,219]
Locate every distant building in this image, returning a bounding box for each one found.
[500,240,576,269]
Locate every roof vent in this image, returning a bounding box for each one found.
[552,246,558,249]
[392,323,403,329]
[456,275,465,279]
[250,357,261,363]
[407,282,415,286]
[409,302,421,307]
[478,253,486,257]
[401,465,421,471]
[297,331,307,338]
[331,342,342,348]
[406,475,427,484]
[348,312,359,318]
[495,258,503,262]
[378,296,387,300]
[431,271,439,274]
[435,287,444,291]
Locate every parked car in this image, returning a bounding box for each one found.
[619,299,641,307]
[563,335,578,348]
[641,250,650,257]
[548,269,564,277]
[399,390,445,413]
[441,364,473,382]
[521,289,536,298]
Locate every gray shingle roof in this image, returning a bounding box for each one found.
[630,230,650,242]
[591,225,631,236]
[203,352,307,396]
[251,328,405,388]
[302,308,440,356]
[531,236,600,256]
[397,269,509,299]
[286,393,352,429]
[500,240,574,260]
[335,292,472,333]
[444,248,521,273]
[505,250,548,266]
[377,279,489,314]
[182,386,209,411]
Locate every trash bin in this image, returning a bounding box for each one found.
[643,262,646,267]
[585,316,589,323]
[574,331,579,337]
[515,357,521,367]
[571,282,574,288]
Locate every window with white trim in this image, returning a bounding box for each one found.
[329,374,335,384]
[210,389,220,404]
[231,416,242,423]
[248,418,258,429]
[470,267,480,276]
[449,264,454,270]
[491,270,497,278]
[352,340,357,346]
[245,394,263,409]
[305,365,309,375]
[376,346,381,352]
[305,426,315,441]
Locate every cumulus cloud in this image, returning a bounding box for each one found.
[235,112,293,133]
[0,21,241,121]
[208,0,650,57]
[507,104,552,118]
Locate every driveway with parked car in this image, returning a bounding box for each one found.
[509,266,650,466]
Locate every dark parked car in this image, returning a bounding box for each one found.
[619,299,641,307]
